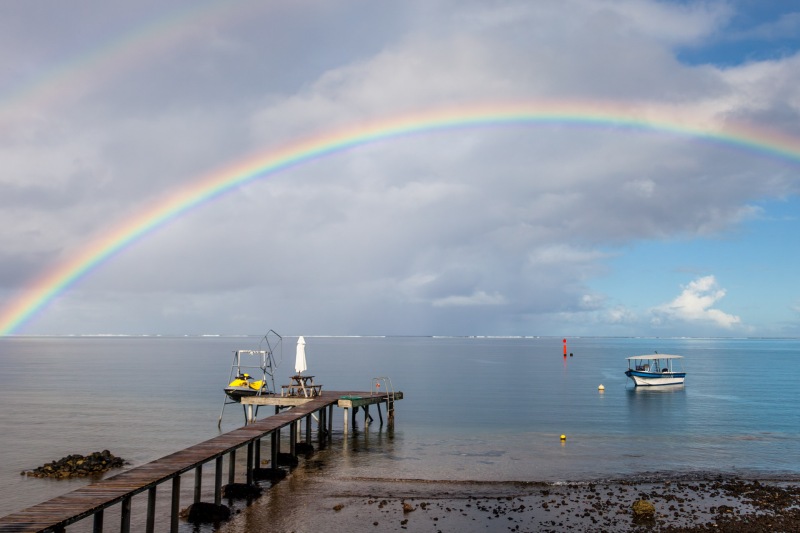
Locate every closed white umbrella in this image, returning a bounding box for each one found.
[295,336,307,374]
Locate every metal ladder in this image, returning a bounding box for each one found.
[371,376,396,423]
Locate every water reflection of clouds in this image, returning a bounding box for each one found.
[600,369,623,381]
[469,358,508,365]
[448,450,506,458]
[625,386,688,434]
[688,392,749,404]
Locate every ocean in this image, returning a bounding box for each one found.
[1,335,798,528]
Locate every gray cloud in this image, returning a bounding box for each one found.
[1,0,799,335]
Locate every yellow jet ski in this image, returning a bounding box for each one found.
[219,330,283,426]
[223,373,267,400]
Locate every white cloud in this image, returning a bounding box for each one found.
[650,275,742,329]
[606,305,638,324]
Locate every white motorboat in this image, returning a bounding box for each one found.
[624,353,686,386]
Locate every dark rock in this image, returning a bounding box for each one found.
[277,452,299,466]
[222,483,262,499]
[24,451,125,479]
[295,442,315,454]
[184,502,231,523]
[253,467,286,481]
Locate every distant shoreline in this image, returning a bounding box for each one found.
[5,334,800,340]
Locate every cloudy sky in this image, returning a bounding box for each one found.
[1,0,799,337]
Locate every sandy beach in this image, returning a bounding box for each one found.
[217,473,800,532]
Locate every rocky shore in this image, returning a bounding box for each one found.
[332,477,800,532]
[22,450,125,479]
[218,474,800,532]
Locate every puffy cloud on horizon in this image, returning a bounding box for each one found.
[650,275,742,329]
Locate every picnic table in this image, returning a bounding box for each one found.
[281,374,322,397]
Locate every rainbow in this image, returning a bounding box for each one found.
[0,0,261,121]
[2,101,800,335]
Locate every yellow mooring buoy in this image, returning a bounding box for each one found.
[560,434,566,441]
[598,384,605,391]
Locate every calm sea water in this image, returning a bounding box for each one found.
[1,335,798,521]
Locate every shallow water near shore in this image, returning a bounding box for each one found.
[1,335,798,528]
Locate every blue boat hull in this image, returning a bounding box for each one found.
[625,370,686,386]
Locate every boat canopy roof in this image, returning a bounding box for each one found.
[626,354,683,360]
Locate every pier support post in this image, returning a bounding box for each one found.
[343,407,349,434]
[246,441,254,485]
[271,430,279,467]
[194,464,202,504]
[93,509,103,533]
[228,449,236,485]
[328,404,333,437]
[290,421,297,456]
[120,496,131,533]
[146,486,156,533]
[254,438,261,468]
[306,414,312,444]
[214,456,223,506]
[170,476,180,533]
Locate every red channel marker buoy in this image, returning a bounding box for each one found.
[563,338,567,357]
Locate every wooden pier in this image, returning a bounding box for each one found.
[0,390,402,533]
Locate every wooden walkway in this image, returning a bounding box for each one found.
[0,390,401,533]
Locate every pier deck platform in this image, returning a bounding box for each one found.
[238,390,403,408]
[0,390,402,533]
